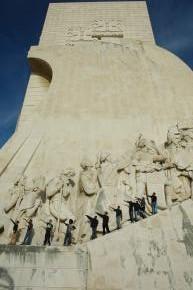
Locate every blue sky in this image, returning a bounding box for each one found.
[0,0,193,147]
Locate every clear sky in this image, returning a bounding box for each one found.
[0,0,193,147]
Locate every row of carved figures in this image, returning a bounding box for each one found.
[1,120,193,244]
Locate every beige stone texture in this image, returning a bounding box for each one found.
[0,245,87,289]
[0,2,193,289]
[14,40,193,177]
[40,2,154,45]
[0,1,193,189]
[86,199,193,290]
[0,200,193,289]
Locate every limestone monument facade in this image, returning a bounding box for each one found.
[0,2,193,289]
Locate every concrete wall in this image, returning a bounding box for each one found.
[87,199,193,290]
[1,200,193,290]
[0,246,87,290]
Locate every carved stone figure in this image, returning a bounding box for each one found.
[164,121,193,202]
[119,167,136,201]
[78,153,129,238]
[178,120,193,149]
[46,168,76,240]
[96,151,124,210]
[93,151,134,230]
[77,159,100,240]
[2,120,193,245]
[165,125,183,150]
[3,175,45,243]
[79,159,99,197]
[4,175,26,214]
[18,175,46,218]
[129,134,170,210]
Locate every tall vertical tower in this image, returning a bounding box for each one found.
[0,0,193,198]
[0,1,193,195]
[0,3,193,289]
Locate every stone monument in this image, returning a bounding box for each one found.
[0,2,193,289]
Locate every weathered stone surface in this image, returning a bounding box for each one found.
[0,2,193,289]
[87,199,193,290]
[0,245,87,289]
[0,200,193,289]
[0,2,193,186]
[40,2,154,45]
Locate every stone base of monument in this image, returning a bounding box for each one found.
[0,199,193,290]
[0,245,88,289]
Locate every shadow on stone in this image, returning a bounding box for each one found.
[0,267,14,289]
